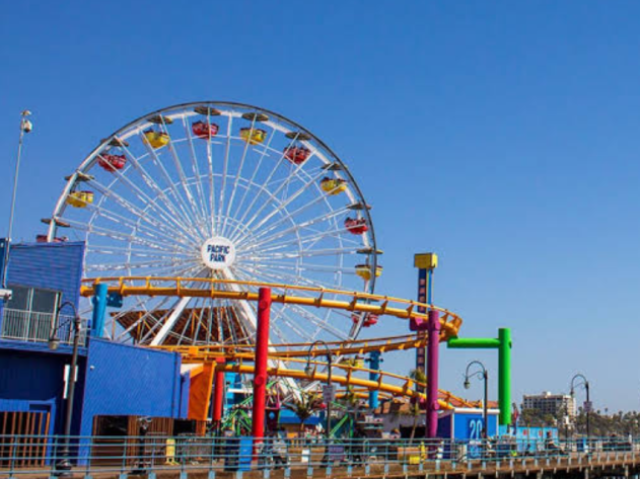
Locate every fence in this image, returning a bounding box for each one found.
[0,309,86,346]
[0,435,638,477]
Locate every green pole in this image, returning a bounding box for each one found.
[498,328,512,426]
[447,338,500,349]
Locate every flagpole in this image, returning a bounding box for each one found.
[2,110,32,289]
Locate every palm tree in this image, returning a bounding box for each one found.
[409,369,428,441]
[284,391,323,433]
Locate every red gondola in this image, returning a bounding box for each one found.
[98,153,127,171]
[192,121,219,140]
[351,313,379,327]
[344,217,368,235]
[283,146,311,165]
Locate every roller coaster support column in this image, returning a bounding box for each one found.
[252,287,271,441]
[91,283,108,338]
[413,253,438,437]
[367,351,382,409]
[427,309,440,438]
[447,328,512,426]
[212,358,226,432]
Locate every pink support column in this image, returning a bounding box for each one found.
[252,287,271,441]
[426,309,440,438]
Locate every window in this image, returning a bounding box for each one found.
[2,284,61,343]
[6,284,60,314]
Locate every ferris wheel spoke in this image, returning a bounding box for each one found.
[85,257,197,273]
[64,217,191,252]
[117,144,196,232]
[231,135,316,233]
[182,115,214,236]
[81,201,196,252]
[220,118,260,237]
[216,115,233,235]
[86,243,192,259]
[233,191,344,247]
[236,205,350,253]
[238,246,358,261]
[235,262,354,293]
[229,130,300,236]
[269,304,315,343]
[246,225,357,256]
[166,131,210,235]
[236,165,326,235]
[238,259,356,276]
[139,132,205,236]
[87,171,199,242]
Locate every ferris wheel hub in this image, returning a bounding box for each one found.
[201,236,236,270]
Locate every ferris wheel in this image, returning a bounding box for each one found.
[45,102,381,347]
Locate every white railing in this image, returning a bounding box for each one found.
[0,308,87,346]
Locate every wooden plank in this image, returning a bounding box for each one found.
[27,412,36,466]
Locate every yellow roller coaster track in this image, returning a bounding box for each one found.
[166,333,444,360]
[211,356,478,411]
[80,277,478,410]
[80,276,463,340]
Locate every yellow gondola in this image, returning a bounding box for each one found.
[66,191,94,208]
[320,177,347,195]
[239,127,267,145]
[355,264,383,281]
[143,129,170,149]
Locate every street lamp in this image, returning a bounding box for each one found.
[305,340,333,440]
[464,360,489,438]
[2,110,33,289]
[570,373,590,444]
[49,301,83,476]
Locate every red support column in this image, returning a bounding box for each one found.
[426,309,440,438]
[252,287,271,441]
[212,358,226,428]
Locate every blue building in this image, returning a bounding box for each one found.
[0,240,191,448]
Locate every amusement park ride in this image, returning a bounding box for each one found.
[40,101,512,439]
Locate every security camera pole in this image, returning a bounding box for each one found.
[2,110,33,289]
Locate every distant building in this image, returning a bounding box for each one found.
[522,391,576,417]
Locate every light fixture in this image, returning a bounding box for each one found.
[48,335,61,351]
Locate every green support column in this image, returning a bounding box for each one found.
[447,328,512,426]
[498,328,512,426]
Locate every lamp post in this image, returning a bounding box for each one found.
[48,301,83,476]
[464,360,489,438]
[2,110,33,289]
[304,340,333,440]
[570,373,590,445]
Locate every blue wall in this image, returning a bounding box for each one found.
[0,240,85,318]
[79,339,187,437]
[0,348,86,435]
[437,409,499,439]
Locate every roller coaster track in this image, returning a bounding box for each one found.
[80,276,463,340]
[80,277,476,410]
[165,333,446,360]
[208,356,477,410]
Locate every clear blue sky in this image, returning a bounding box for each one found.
[2,1,640,412]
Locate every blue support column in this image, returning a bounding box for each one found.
[367,351,382,409]
[91,283,108,338]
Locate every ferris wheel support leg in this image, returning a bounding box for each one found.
[426,309,441,439]
[91,283,108,338]
[252,287,271,444]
